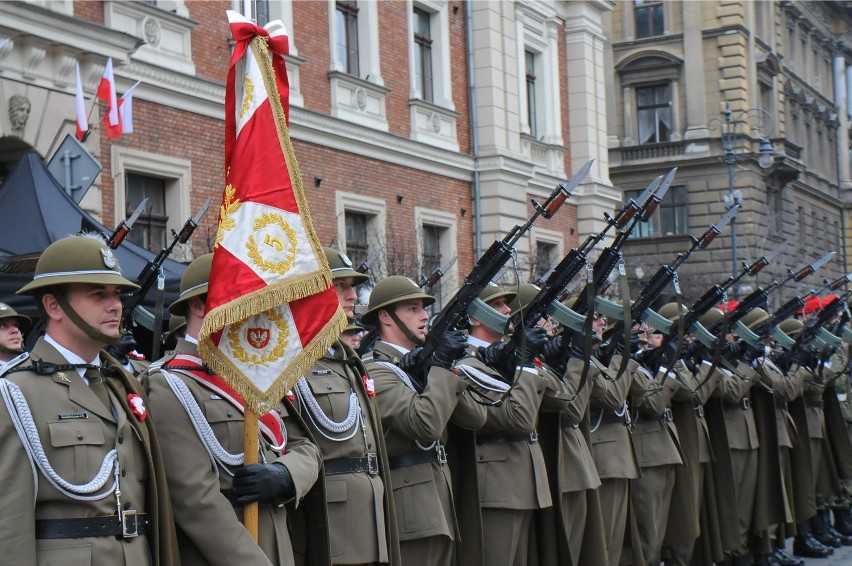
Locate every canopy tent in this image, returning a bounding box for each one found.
[0,152,187,344]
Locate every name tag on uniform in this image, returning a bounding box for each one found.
[58,411,88,420]
[312,369,332,376]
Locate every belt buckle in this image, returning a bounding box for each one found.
[366,453,379,475]
[436,443,448,465]
[121,509,139,539]
[742,398,751,410]
[662,408,673,422]
[529,430,539,443]
[695,404,704,418]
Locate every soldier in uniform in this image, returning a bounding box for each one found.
[144,253,325,565]
[0,234,179,565]
[0,302,30,369]
[360,275,486,566]
[291,247,401,566]
[457,282,552,566]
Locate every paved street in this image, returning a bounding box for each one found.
[784,539,852,565]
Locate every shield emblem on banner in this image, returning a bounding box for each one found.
[247,327,271,349]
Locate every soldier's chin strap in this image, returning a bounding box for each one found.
[388,309,425,347]
[54,294,121,346]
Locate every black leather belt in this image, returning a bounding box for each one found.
[476,430,538,445]
[35,512,149,539]
[324,453,380,476]
[389,445,447,469]
[805,399,824,409]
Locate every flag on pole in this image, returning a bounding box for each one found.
[74,61,89,141]
[198,10,347,414]
[119,81,141,134]
[96,57,122,139]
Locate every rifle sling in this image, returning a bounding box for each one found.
[659,273,685,385]
[613,261,632,383]
[696,311,731,391]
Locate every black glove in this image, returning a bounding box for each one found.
[541,335,565,365]
[513,326,549,368]
[741,342,766,365]
[432,329,467,370]
[477,341,516,382]
[722,340,744,362]
[399,346,424,373]
[107,329,137,365]
[232,462,295,506]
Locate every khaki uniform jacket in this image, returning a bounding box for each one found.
[589,355,640,480]
[293,340,401,566]
[715,361,760,450]
[0,338,179,566]
[630,362,683,468]
[365,341,486,542]
[144,339,323,566]
[551,357,600,492]
[457,353,552,510]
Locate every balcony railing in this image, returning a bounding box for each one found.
[620,141,686,162]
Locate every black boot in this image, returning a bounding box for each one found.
[835,506,852,536]
[823,509,852,545]
[752,553,773,566]
[812,510,842,548]
[794,519,834,557]
[731,554,750,566]
[772,546,804,566]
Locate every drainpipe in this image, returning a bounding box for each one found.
[465,0,481,259]
[834,53,849,272]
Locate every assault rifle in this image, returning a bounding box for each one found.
[401,159,594,383]
[639,227,779,369]
[106,199,148,249]
[602,208,737,367]
[122,198,211,329]
[713,251,835,334]
[355,246,384,275]
[571,168,677,315]
[520,173,669,330]
[421,256,458,289]
[764,271,852,332]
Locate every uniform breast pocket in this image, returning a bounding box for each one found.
[47,420,106,485]
[306,376,350,419]
[477,443,509,504]
[203,399,244,450]
[37,541,92,566]
[391,464,440,534]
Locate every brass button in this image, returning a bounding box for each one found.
[76,432,84,440]
[227,411,233,418]
[326,385,332,391]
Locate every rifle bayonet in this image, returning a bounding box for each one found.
[356,245,385,275]
[107,198,148,249]
[534,158,594,218]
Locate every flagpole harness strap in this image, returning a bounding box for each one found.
[295,376,362,441]
[161,369,245,473]
[0,378,119,504]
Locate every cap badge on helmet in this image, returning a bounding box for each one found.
[100,248,117,269]
[340,252,353,268]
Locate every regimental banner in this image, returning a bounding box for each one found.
[199,11,347,414]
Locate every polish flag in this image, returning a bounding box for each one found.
[74,61,89,141]
[119,81,141,134]
[96,57,122,139]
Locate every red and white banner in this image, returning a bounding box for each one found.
[74,61,89,141]
[96,57,122,139]
[198,11,347,414]
[119,81,141,135]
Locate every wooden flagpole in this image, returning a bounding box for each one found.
[243,408,259,540]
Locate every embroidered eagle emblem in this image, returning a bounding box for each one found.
[247,327,271,349]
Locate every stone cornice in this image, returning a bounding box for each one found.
[116,61,224,119]
[289,107,474,182]
[0,1,142,62]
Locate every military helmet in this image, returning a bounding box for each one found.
[657,302,689,322]
[163,315,187,343]
[508,283,540,318]
[698,307,724,329]
[777,317,804,337]
[479,282,517,305]
[362,276,435,325]
[0,303,31,332]
[169,253,213,316]
[324,247,369,285]
[17,235,140,295]
[343,320,365,333]
[741,307,769,331]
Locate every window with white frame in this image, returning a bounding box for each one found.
[530,228,562,282]
[516,3,562,147]
[626,185,688,238]
[525,50,539,139]
[415,207,457,312]
[111,147,192,256]
[335,1,360,76]
[336,192,387,277]
[636,84,671,144]
[634,0,664,39]
[408,1,459,151]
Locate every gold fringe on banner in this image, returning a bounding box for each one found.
[200,309,348,414]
